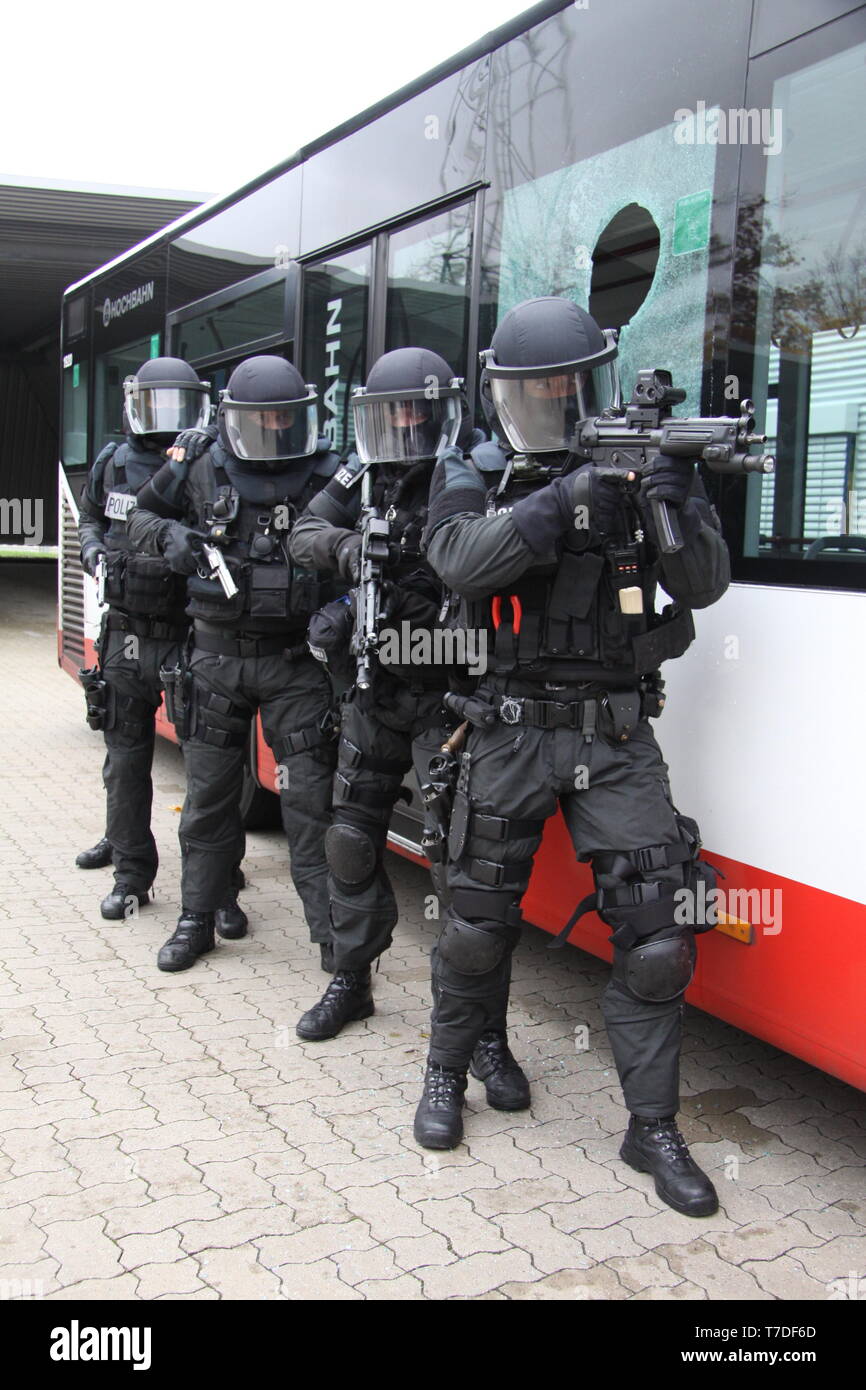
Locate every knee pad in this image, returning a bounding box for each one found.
[325,822,377,892]
[615,925,696,1003]
[437,912,515,977]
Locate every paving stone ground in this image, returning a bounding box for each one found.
[1,562,864,1302]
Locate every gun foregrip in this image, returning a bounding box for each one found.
[652,498,684,555]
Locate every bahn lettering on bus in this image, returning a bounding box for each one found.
[322,297,342,449]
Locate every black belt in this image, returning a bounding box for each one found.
[193,625,307,659]
[497,694,605,729]
[106,612,186,641]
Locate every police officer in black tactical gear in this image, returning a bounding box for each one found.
[77,357,214,920]
[287,350,526,1092]
[127,355,342,972]
[413,298,730,1218]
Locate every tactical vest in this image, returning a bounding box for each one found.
[374,462,432,577]
[458,470,695,683]
[98,440,187,619]
[184,442,340,631]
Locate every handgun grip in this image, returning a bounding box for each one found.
[651,498,684,555]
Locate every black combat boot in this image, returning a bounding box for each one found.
[620,1115,719,1217]
[215,898,248,939]
[76,837,112,870]
[157,911,215,972]
[295,969,373,1040]
[414,1062,468,1149]
[319,940,335,974]
[469,1031,531,1111]
[100,882,149,921]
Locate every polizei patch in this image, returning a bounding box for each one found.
[105,491,137,522]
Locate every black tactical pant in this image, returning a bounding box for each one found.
[180,644,336,940]
[100,622,181,892]
[328,680,452,972]
[430,680,697,1118]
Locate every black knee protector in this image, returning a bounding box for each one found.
[437,911,518,976]
[325,821,378,894]
[613,924,696,1003]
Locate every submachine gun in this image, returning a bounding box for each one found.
[574,369,775,554]
[352,465,391,691]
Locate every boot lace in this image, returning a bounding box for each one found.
[425,1066,465,1107]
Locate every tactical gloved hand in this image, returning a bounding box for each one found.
[168,423,218,464]
[510,465,631,554]
[640,454,695,511]
[571,465,635,542]
[81,545,104,578]
[334,533,362,584]
[161,521,201,575]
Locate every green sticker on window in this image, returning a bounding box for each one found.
[72,364,80,388]
[673,189,711,255]
[150,333,161,358]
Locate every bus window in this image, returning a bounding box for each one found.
[62,357,88,466]
[93,335,155,451]
[384,202,473,380]
[170,268,293,367]
[302,245,370,455]
[737,38,866,569]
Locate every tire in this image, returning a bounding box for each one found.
[240,738,282,831]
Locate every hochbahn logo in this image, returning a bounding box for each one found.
[102,281,155,327]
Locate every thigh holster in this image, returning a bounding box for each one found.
[274,708,340,764]
[192,688,248,748]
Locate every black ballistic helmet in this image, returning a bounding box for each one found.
[123,356,210,437]
[352,347,470,466]
[480,297,620,454]
[220,355,318,463]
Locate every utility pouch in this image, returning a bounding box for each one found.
[103,553,127,606]
[124,553,183,616]
[631,604,695,671]
[600,689,642,743]
[78,665,109,731]
[249,564,291,618]
[307,593,354,674]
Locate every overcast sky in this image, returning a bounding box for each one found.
[1,0,532,200]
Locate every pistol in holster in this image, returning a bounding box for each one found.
[78,665,109,731]
[160,642,193,741]
[419,745,462,866]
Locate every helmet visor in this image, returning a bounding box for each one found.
[353,391,461,465]
[123,380,210,435]
[489,361,619,453]
[222,399,318,461]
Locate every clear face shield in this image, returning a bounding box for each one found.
[123,377,211,436]
[352,384,463,466]
[481,333,620,453]
[221,390,319,461]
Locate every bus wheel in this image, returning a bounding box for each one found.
[240,757,281,831]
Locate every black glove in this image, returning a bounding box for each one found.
[570,465,633,544]
[161,521,201,576]
[640,454,695,511]
[80,545,104,577]
[170,423,218,463]
[334,533,362,584]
